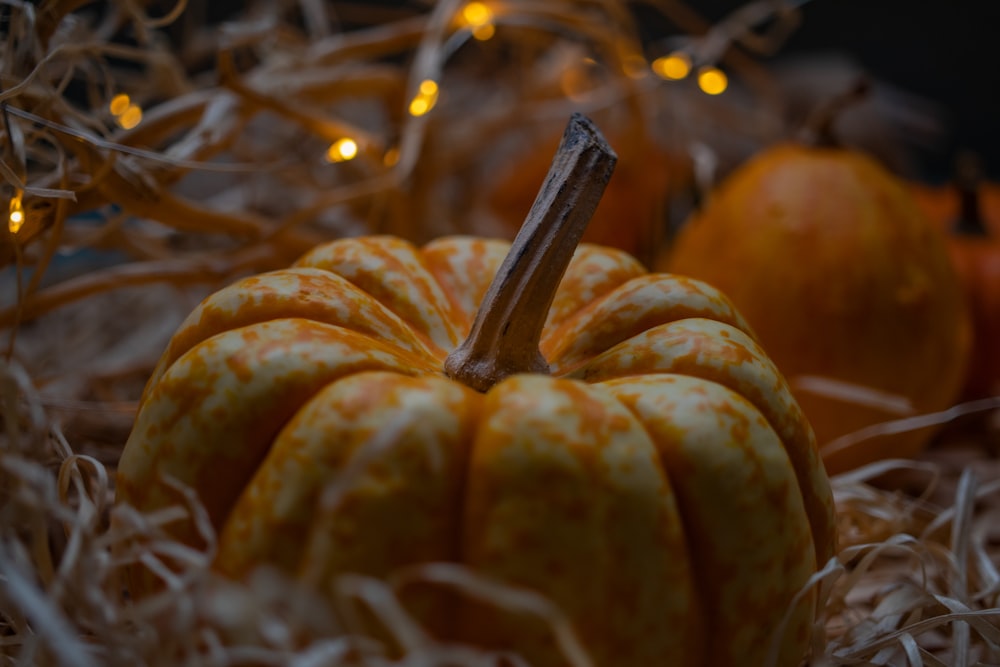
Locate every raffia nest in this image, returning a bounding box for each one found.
[2,1,998,666]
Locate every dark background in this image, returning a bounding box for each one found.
[193,0,999,180]
[699,0,1000,180]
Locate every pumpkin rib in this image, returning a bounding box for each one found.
[570,317,836,566]
[216,372,479,590]
[541,273,756,375]
[605,374,816,667]
[419,236,511,330]
[295,235,467,351]
[458,375,702,666]
[543,243,649,331]
[142,267,446,401]
[117,318,441,595]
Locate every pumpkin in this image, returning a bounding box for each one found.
[485,118,683,267]
[915,158,1000,399]
[117,115,835,667]
[662,140,972,475]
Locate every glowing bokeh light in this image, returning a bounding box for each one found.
[697,66,728,95]
[116,104,143,129]
[326,138,359,163]
[462,2,495,40]
[409,79,440,116]
[652,52,691,80]
[8,193,25,234]
[109,93,131,116]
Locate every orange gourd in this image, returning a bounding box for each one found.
[911,157,1000,399]
[116,115,835,667]
[663,139,971,475]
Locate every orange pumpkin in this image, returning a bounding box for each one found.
[910,177,1000,238]
[913,163,1000,399]
[117,115,834,666]
[663,142,972,475]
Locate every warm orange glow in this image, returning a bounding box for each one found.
[697,66,728,95]
[409,79,439,117]
[109,93,131,116]
[652,52,691,80]
[8,192,24,234]
[116,104,143,129]
[622,52,649,80]
[462,2,495,40]
[472,23,495,40]
[383,147,400,167]
[419,79,438,96]
[560,58,600,101]
[326,138,359,163]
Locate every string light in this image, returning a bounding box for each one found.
[461,2,495,41]
[109,93,131,116]
[326,137,359,163]
[8,191,25,234]
[117,105,143,129]
[696,66,728,95]
[383,147,400,167]
[652,52,691,80]
[109,93,143,129]
[408,79,439,117]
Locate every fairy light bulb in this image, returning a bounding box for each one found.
[110,93,142,129]
[109,93,131,116]
[409,79,440,117]
[462,2,495,40]
[652,52,691,80]
[8,191,25,234]
[697,66,728,95]
[117,104,143,129]
[326,137,359,163]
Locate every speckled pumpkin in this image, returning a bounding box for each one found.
[117,116,835,667]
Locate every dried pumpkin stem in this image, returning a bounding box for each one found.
[954,152,987,237]
[444,113,617,392]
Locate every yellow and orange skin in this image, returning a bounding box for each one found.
[118,235,836,667]
[664,144,972,474]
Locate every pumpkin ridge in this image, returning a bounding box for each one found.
[541,244,648,334]
[142,267,448,402]
[295,235,466,352]
[117,318,442,595]
[605,375,817,667]
[575,317,836,565]
[542,273,755,375]
[419,236,511,335]
[458,375,700,664]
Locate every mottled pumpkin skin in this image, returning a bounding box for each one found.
[118,235,835,667]
[664,144,972,474]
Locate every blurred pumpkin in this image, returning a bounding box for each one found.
[486,119,684,267]
[662,140,972,475]
[910,175,1000,238]
[116,116,834,667]
[913,157,1000,399]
